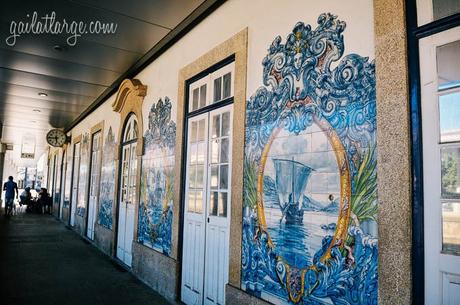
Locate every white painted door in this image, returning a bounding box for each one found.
[420,26,460,305]
[116,142,137,266]
[50,154,56,201]
[87,131,102,240]
[70,142,81,227]
[182,105,233,305]
[117,115,138,267]
[182,113,208,305]
[59,150,66,219]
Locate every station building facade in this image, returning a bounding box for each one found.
[44,0,460,304]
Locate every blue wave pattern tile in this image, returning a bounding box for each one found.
[97,127,116,230]
[138,97,176,256]
[76,133,89,217]
[242,14,378,305]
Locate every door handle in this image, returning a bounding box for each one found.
[207,217,210,223]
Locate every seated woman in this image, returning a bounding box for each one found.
[20,187,32,206]
[18,187,32,213]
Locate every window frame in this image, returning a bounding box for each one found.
[186,55,236,117]
[407,1,460,303]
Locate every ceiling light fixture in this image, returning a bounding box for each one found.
[38,92,48,97]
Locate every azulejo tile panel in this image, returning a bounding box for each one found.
[77,133,89,217]
[241,14,377,304]
[97,126,116,230]
[138,97,176,256]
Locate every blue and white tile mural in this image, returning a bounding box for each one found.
[138,97,176,256]
[97,126,116,230]
[77,133,89,217]
[242,14,378,304]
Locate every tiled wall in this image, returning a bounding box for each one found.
[241,14,378,304]
[138,97,176,256]
[97,126,116,230]
[57,1,395,304]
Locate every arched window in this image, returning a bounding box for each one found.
[123,114,138,143]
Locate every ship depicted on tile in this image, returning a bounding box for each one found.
[77,133,90,217]
[242,14,378,305]
[138,97,176,256]
[97,126,116,230]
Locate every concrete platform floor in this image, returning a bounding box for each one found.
[0,212,171,305]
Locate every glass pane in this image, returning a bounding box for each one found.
[220,138,229,163]
[212,115,220,138]
[211,139,219,164]
[218,192,228,217]
[437,40,460,90]
[198,119,205,142]
[192,88,199,110]
[220,164,228,189]
[191,121,197,143]
[442,201,460,255]
[122,188,127,201]
[196,166,204,189]
[124,124,132,142]
[196,191,203,214]
[197,142,206,165]
[188,191,196,213]
[439,92,460,142]
[223,72,231,98]
[210,192,218,216]
[441,147,460,198]
[189,166,197,188]
[222,112,230,136]
[191,144,198,165]
[133,120,138,139]
[210,165,219,189]
[433,0,460,21]
[214,77,222,102]
[200,84,207,108]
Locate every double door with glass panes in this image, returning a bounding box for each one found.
[59,150,67,219]
[86,131,102,240]
[420,26,460,304]
[181,105,233,305]
[116,141,137,267]
[70,142,81,227]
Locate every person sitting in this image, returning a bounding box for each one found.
[38,188,52,215]
[19,187,32,210]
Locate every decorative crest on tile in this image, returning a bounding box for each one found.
[144,97,176,151]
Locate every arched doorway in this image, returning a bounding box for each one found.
[116,114,138,267]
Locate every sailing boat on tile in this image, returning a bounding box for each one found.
[273,158,314,224]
